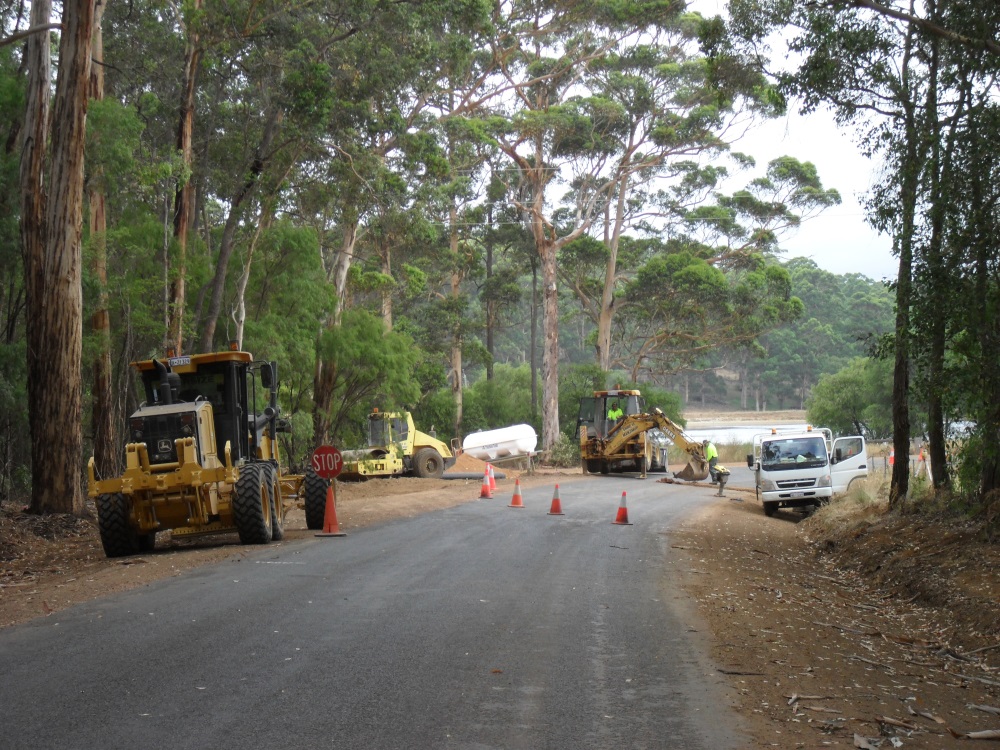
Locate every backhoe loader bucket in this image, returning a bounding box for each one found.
[673,456,709,482]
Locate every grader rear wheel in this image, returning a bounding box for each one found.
[263,464,285,541]
[303,468,329,530]
[97,493,141,558]
[233,465,273,544]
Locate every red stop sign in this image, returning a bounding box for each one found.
[311,445,343,479]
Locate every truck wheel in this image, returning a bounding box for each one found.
[233,465,273,544]
[600,460,610,475]
[586,459,601,474]
[97,493,140,558]
[303,468,328,530]
[412,448,444,478]
[263,465,285,541]
[763,501,778,517]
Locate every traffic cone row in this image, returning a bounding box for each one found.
[477,468,636,525]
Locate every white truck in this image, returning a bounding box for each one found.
[746,426,867,517]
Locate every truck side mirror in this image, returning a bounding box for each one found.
[746,453,753,468]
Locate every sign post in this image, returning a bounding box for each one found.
[311,445,346,537]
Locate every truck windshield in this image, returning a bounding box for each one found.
[760,436,828,471]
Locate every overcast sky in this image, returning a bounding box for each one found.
[687,0,899,283]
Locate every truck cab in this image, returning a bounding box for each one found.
[748,427,867,516]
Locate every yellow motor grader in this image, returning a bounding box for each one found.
[87,350,300,557]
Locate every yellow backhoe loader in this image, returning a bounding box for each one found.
[579,401,709,481]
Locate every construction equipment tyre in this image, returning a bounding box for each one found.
[263,464,285,541]
[412,448,444,478]
[97,493,140,558]
[585,459,601,474]
[303,468,328,530]
[233,464,273,544]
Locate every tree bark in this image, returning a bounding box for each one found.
[21,0,95,515]
[89,0,116,480]
[166,0,203,355]
[889,27,921,509]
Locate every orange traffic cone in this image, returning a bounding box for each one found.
[480,468,493,499]
[488,463,497,492]
[547,484,564,515]
[612,491,633,525]
[509,477,524,508]
[316,483,347,537]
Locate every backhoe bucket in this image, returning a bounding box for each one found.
[673,456,709,482]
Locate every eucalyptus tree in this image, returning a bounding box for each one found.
[19,0,95,514]
[459,0,704,449]
[729,0,1000,504]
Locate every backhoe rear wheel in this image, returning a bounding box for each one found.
[233,465,273,544]
[97,493,140,558]
[303,468,328,530]
[412,448,444,478]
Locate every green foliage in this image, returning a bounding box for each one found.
[316,309,423,444]
[806,357,894,439]
[463,365,538,433]
[0,341,29,501]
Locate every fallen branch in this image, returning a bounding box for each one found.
[947,727,1000,740]
[906,704,945,724]
[968,705,1000,716]
[813,621,881,636]
[717,668,764,675]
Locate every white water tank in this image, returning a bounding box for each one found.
[462,424,537,460]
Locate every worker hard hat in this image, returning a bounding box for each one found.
[702,439,709,446]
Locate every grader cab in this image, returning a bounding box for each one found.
[87,350,296,557]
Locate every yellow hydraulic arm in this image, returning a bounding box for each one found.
[605,408,709,481]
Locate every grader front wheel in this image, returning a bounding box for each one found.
[233,465,273,544]
[97,493,141,558]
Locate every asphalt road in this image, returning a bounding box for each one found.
[0,476,746,749]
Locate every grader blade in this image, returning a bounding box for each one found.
[673,457,709,482]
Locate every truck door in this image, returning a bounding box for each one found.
[831,436,867,494]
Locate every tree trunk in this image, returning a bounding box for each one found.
[530,258,538,418]
[198,108,281,352]
[449,205,464,437]
[381,241,393,330]
[538,239,560,450]
[166,0,203,355]
[89,0,116,480]
[890,29,922,509]
[595,173,628,371]
[313,219,360,447]
[22,0,95,515]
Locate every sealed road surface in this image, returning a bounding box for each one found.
[0,477,745,749]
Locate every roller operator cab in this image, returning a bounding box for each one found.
[87,350,297,557]
[747,427,867,517]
